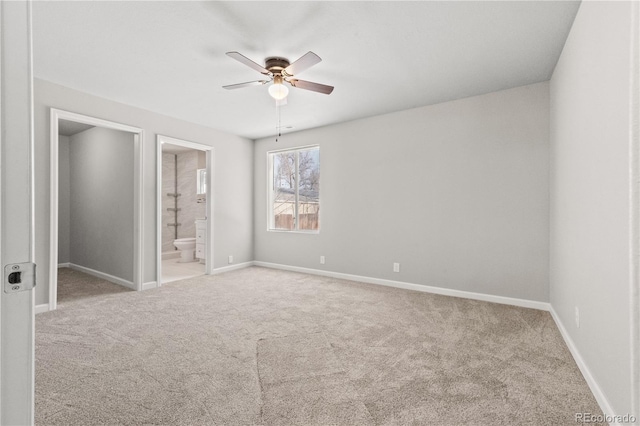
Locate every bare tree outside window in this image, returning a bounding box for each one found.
[270,147,320,231]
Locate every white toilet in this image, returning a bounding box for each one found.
[173,237,196,263]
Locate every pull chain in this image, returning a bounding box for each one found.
[275,99,282,142]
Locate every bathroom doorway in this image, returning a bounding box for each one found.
[49,109,144,311]
[156,135,213,285]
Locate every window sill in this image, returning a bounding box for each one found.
[267,229,319,235]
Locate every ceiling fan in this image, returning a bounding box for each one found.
[222,51,334,101]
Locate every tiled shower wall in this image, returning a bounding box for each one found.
[162,153,177,253]
[176,150,202,240]
[162,150,206,253]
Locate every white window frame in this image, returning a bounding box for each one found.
[267,145,320,233]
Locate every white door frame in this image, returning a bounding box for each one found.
[156,135,214,285]
[49,109,144,311]
[0,0,35,423]
[632,0,640,418]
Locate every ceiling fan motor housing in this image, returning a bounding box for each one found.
[265,57,290,75]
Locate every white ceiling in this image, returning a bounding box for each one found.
[32,1,580,140]
[58,119,94,137]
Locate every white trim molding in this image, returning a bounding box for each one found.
[35,304,50,315]
[211,262,254,275]
[0,2,36,422]
[253,261,551,311]
[549,307,616,421]
[142,281,158,291]
[49,108,144,311]
[629,0,640,420]
[68,263,136,291]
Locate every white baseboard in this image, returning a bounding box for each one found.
[35,303,50,315]
[142,281,158,291]
[162,251,180,261]
[211,261,254,275]
[549,307,616,422]
[253,261,551,311]
[69,263,136,291]
[57,262,70,268]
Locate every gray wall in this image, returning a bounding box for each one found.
[34,78,254,305]
[57,135,70,264]
[254,82,550,302]
[68,126,134,281]
[550,1,636,417]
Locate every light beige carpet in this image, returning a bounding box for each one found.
[36,266,604,425]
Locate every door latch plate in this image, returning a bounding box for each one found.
[4,262,36,294]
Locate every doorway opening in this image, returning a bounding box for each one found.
[49,109,144,311]
[156,135,213,285]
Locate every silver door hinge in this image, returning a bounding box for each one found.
[4,262,36,293]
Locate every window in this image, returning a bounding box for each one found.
[196,168,207,194]
[268,146,320,232]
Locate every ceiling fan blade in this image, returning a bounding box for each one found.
[283,51,321,76]
[222,80,269,90]
[226,51,271,75]
[289,79,334,95]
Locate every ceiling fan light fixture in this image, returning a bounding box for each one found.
[224,51,333,98]
[268,75,289,100]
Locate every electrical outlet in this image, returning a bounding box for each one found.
[320,256,325,265]
[228,255,233,264]
[393,263,400,273]
[575,306,580,328]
